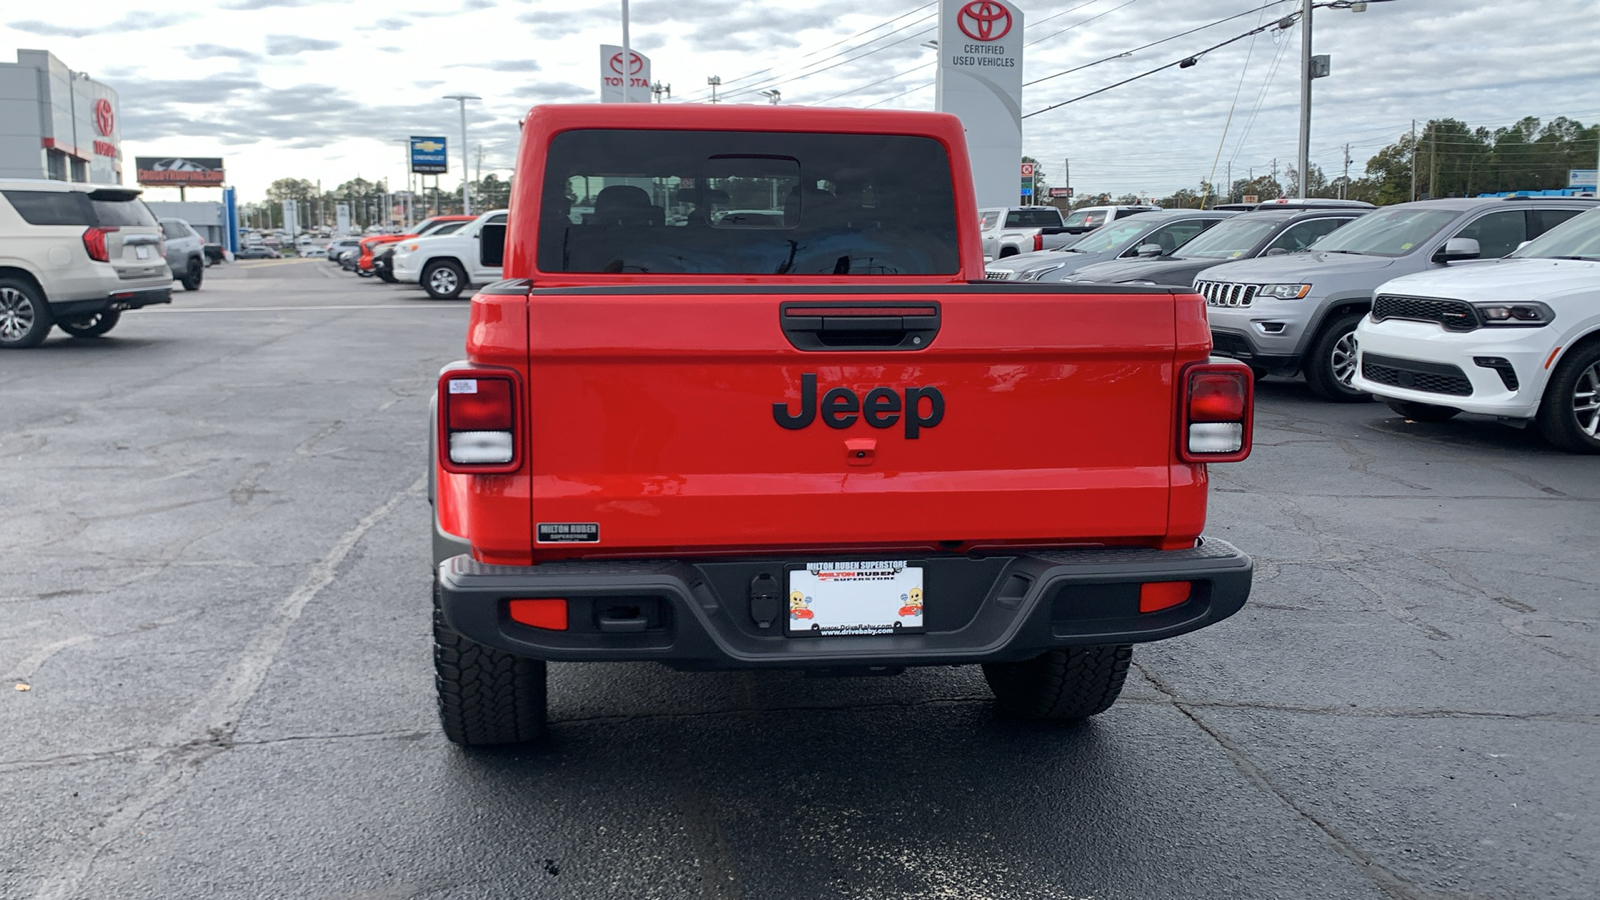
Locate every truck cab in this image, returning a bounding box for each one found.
[428,105,1255,746]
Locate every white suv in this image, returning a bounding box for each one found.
[391,209,507,299]
[1353,207,1600,452]
[0,180,172,347]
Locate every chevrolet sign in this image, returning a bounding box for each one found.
[411,136,448,174]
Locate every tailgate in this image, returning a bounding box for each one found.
[524,286,1179,554]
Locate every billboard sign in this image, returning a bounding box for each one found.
[135,157,225,186]
[1049,187,1071,198]
[1569,169,1597,189]
[336,203,351,235]
[935,0,1023,209]
[411,136,448,174]
[600,45,651,103]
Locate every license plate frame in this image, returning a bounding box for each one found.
[785,560,925,637]
[135,244,152,260]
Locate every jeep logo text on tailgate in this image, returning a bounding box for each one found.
[773,373,944,438]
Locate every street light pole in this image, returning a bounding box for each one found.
[443,94,480,215]
[621,0,632,103]
[1297,0,1312,200]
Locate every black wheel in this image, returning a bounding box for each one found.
[0,278,53,349]
[1535,342,1600,454]
[423,260,467,300]
[180,258,203,291]
[982,644,1132,721]
[998,247,1019,258]
[1384,399,1460,422]
[1304,312,1370,402]
[433,578,547,746]
[57,309,121,338]
[377,268,397,284]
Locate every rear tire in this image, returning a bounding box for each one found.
[423,260,467,300]
[57,309,121,338]
[982,644,1132,721]
[1304,312,1370,402]
[0,278,53,349]
[1535,342,1600,454]
[433,578,548,746]
[1384,399,1460,422]
[998,247,1018,259]
[180,258,203,291]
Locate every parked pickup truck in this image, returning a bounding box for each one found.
[429,104,1256,746]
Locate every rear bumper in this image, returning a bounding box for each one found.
[437,540,1253,670]
[53,287,173,318]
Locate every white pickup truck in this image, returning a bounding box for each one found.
[391,209,508,299]
[980,204,1160,261]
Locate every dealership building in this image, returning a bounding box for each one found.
[0,49,122,184]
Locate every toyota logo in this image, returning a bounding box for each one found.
[957,1,1012,41]
[608,52,644,75]
[94,98,115,137]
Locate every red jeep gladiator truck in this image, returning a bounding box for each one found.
[429,104,1254,746]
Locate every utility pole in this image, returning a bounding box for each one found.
[1296,0,1312,199]
[1429,125,1438,199]
[708,75,720,103]
[621,0,633,104]
[1340,144,1351,199]
[1225,162,1232,201]
[475,143,484,209]
[1063,158,1070,205]
[1410,120,1418,202]
[443,94,480,215]
[1271,158,1279,192]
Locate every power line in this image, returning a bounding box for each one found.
[719,17,937,101]
[1025,0,1288,88]
[1025,0,1142,49]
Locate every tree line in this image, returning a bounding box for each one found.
[247,175,514,230]
[1042,115,1598,210]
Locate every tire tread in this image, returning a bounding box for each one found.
[982,644,1132,721]
[433,581,547,746]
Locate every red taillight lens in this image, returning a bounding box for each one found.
[1033,233,1043,251]
[1139,581,1192,613]
[1189,372,1247,422]
[446,378,513,430]
[82,226,116,262]
[439,371,519,473]
[1179,363,1253,463]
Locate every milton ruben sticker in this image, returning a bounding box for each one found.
[537,522,600,543]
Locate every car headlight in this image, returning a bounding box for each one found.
[1473,301,1555,326]
[399,243,418,253]
[1260,283,1313,299]
[1019,264,1066,282]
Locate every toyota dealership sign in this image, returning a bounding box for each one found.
[599,45,651,103]
[935,0,1024,209]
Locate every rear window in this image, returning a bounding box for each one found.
[89,197,157,227]
[538,129,959,275]
[1003,208,1062,228]
[2,190,90,226]
[980,211,1001,230]
[1062,209,1107,229]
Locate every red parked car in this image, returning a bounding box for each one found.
[354,216,474,278]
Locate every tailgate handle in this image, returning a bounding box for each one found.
[780,302,940,351]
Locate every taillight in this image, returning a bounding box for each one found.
[1033,233,1043,251]
[83,226,117,262]
[438,370,520,473]
[1179,363,1253,463]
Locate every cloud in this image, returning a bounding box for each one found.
[184,43,264,62]
[413,80,445,88]
[264,35,343,56]
[462,0,496,9]
[370,17,410,30]
[220,0,331,8]
[518,81,591,102]
[8,12,187,37]
[450,59,543,73]
[375,46,405,54]
[514,9,605,38]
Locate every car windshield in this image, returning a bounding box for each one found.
[1306,207,1457,257]
[1510,207,1600,260]
[1066,218,1156,253]
[1172,217,1284,259]
[432,221,467,236]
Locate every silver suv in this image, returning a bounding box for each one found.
[159,217,206,291]
[1198,196,1598,400]
[0,180,172,348]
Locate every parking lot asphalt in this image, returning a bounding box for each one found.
[1,259,1595,900]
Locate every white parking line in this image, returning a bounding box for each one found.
[143,304,461,313]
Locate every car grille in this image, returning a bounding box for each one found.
[1210,331,1254,359]
[985,270,1014,281]
[1371,295,1479,331]
[1361,353,1473,396]
[1194,281,1259,308]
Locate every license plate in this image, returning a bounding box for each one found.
[135,245,151,259]
[786,561,924,636]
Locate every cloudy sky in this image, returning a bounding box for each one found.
[5,0,1598,202]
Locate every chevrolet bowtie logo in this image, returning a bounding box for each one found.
[415,141,444,152]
